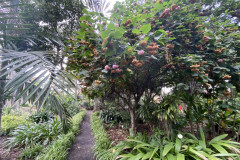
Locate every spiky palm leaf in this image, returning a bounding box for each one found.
[82,0,111,13]
[0,49,75,131]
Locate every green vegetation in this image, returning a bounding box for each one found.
[36,109,86,160]
[111,129,240,160]
[0,115,27,135]
[90,112,113,160]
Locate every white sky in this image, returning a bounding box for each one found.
[109,0,124,11]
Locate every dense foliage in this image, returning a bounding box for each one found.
[67,0,240,137]
[36,109,86,160]
[0,115,27,135]
[90,112,113,160]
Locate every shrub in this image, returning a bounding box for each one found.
[28,111,53,123]
[0,115,27,135]
[35,109,86,160]
[61,95,80,116]
[36,132,75,160]
[100,107,130,125]
[111,128,240,160]
[90,112,113,160]
[6,118,62,148]
[19,144,44,160]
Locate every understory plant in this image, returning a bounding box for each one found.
[90,112,113,160]
[36,109,86,160]
[0,115,27,135]
[6,118,63,148]
[112,128,240,160]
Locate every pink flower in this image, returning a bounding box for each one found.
[116,69,122,73]
[138,50,144,55]
[84,56,87,59]
[166,30,170,33]
[85,28,89,32]
[218,59,223,63]
[92,30,95,33]
[164,8,170,13]
[105,65,111,71]
[112,65,119,69]
[176,6,180,10]
[115,24,119,27]
[178,105,183,112]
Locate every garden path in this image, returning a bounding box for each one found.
[68,110,95,160]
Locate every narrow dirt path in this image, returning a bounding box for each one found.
[68,110,95,160]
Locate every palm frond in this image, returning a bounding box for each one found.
[0,49,75,131]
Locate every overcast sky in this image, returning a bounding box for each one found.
[109,0,124,11]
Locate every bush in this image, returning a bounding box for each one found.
[111,128,240,160]
[6,118,62,148]
[1,115,27,135]
[90,112,113,160]
[19,144,44,160]
[100,107,130,125]
[36,132,75,160]
[28,111,53,123]
[35,109,86,160]
[62,96,80,116]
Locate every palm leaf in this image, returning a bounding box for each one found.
[0,50,75,131]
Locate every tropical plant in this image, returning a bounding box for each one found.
[0,115,27,135]
[19,144,44,160]
[28,111,53,123]
[112,128,240,160]
[0,50,75,131]
[90,112,113,160]
[36,110,86,160]
[5,118,63,148]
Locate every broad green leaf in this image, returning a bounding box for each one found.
[132,29,140,34]
[140,24,151,34]
[211,144,228,154]
[175,139,181,154]
[101,30,109,39]
[209,134,228,145]
[163,143,174,157]
[177,153,185,160]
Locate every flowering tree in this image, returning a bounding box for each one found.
[67,0,240,135]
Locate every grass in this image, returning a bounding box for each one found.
[35,109,86,160]
[90,112,114,160]
[1,115,27,135]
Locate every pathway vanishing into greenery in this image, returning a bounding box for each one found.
[68,110,95,160]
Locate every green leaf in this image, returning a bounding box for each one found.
[132,29,140,34]
[175,139,181,154]
[212,153,238,157]
[129,153,145,160]
[209,134,228,145]
[163,143,174,157]
[107,23,115,29]
[200,127,206,146]
[105,49,114,58]
[211,144,228,154]
[140,24,151,34]
[101,30,109,39]
[113,30,123,39]
[150,147,159,159]
[177,153,185,160]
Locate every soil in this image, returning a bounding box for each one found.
[106,126,128,145]
[0,136,21,160]
[68,110,95,160]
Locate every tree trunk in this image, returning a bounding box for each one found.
[93,97,99,111]
[129,108,136,136]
